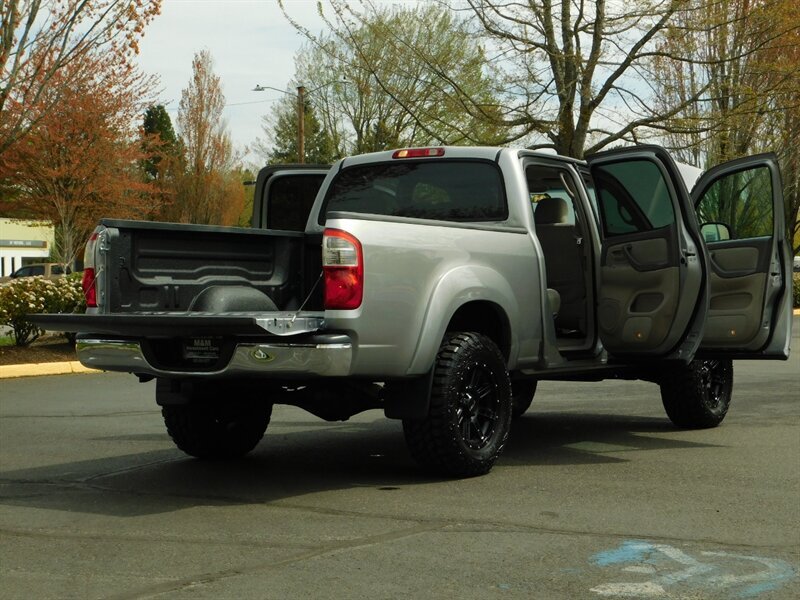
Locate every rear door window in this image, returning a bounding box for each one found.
[265,174,327,231]
[592,160,676,237]
[322,161,507,223]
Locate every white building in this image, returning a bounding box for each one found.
[0,218,55,277]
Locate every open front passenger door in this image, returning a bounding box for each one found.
[692,154,791,358]
[587,146,708,361]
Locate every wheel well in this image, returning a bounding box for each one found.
[446,301,511,360]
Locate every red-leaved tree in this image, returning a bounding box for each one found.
[0,49,163,265]
[1,0,162,155]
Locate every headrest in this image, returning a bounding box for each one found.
[535,196,568,225]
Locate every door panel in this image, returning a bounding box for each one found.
[598,264,679,350]
[599,231,680,351]
[587,146,707,360]
[692,155,791,358]
[706,239,770,344]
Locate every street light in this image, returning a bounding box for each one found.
[252,84,306,163]
[253,81,347,164]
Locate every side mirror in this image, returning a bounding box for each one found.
[700,222,731,242]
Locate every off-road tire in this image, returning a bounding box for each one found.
[162,402,272,459]
[660,359,733,429]
[403,332,512,477]
[511,380,537,418]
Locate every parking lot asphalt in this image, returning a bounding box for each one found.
[0,319,798,599]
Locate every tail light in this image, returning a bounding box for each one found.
[82,268,96,307]
[323,228,363,310]
[82,232,99,307]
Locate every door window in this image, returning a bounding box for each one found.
[593,160,676,237]
[695,166,773,240]
[266,174,327,231]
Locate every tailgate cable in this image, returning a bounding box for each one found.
[292,272,323,323]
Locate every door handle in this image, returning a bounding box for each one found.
[709,252,753,278]
[623,244,669,271]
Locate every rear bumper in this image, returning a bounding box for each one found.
[76,335,353,378]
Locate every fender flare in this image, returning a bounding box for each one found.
[406,265,520,375]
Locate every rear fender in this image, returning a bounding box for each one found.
[406,265,519,375]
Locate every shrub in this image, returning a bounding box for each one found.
[793,271,800,308]
[0,275,85,346]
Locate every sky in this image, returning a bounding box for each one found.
[134,0,330,165]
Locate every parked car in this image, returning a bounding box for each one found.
[10,263,71,279]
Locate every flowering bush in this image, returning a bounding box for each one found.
[0,274,86,346]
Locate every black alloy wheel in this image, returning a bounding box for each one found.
[660,358,733,428]
[403,332,512,477]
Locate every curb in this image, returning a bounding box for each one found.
[0,361,100,380]
[2,310,799,379]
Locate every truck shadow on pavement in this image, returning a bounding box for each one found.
[505,412,713,466]
[0,411,720,517]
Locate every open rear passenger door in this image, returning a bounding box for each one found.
[692,154,791,358]
[251,165,329,231]
[587,146,708,361]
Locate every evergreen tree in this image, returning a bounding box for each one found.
[141,105,180,180]
[259,95,338,165]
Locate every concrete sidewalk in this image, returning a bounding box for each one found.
[0,361,99,379]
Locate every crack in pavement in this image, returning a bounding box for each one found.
[3,476,798,555]
[102,522,446,600]
[4,485,798,563]
[0,526,317,550]
[0,410,158,419]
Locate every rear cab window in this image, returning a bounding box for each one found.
[320,161,507,224]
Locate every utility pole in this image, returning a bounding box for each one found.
[296,85,305,164]
[253,81,347,164]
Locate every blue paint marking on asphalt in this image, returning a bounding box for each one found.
[591,540,652,567]
[590,540,798,598]
[738,562,797,598]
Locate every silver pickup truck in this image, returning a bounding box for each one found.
[34,145,793,477]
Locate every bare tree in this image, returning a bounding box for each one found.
[0,0,161,155]
[282,0,791,159]
[457,0,728,157]
[653,0,800,251]
[173,50,243,226]
[278,2,505,152]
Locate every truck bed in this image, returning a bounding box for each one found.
[96,219,321,313]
